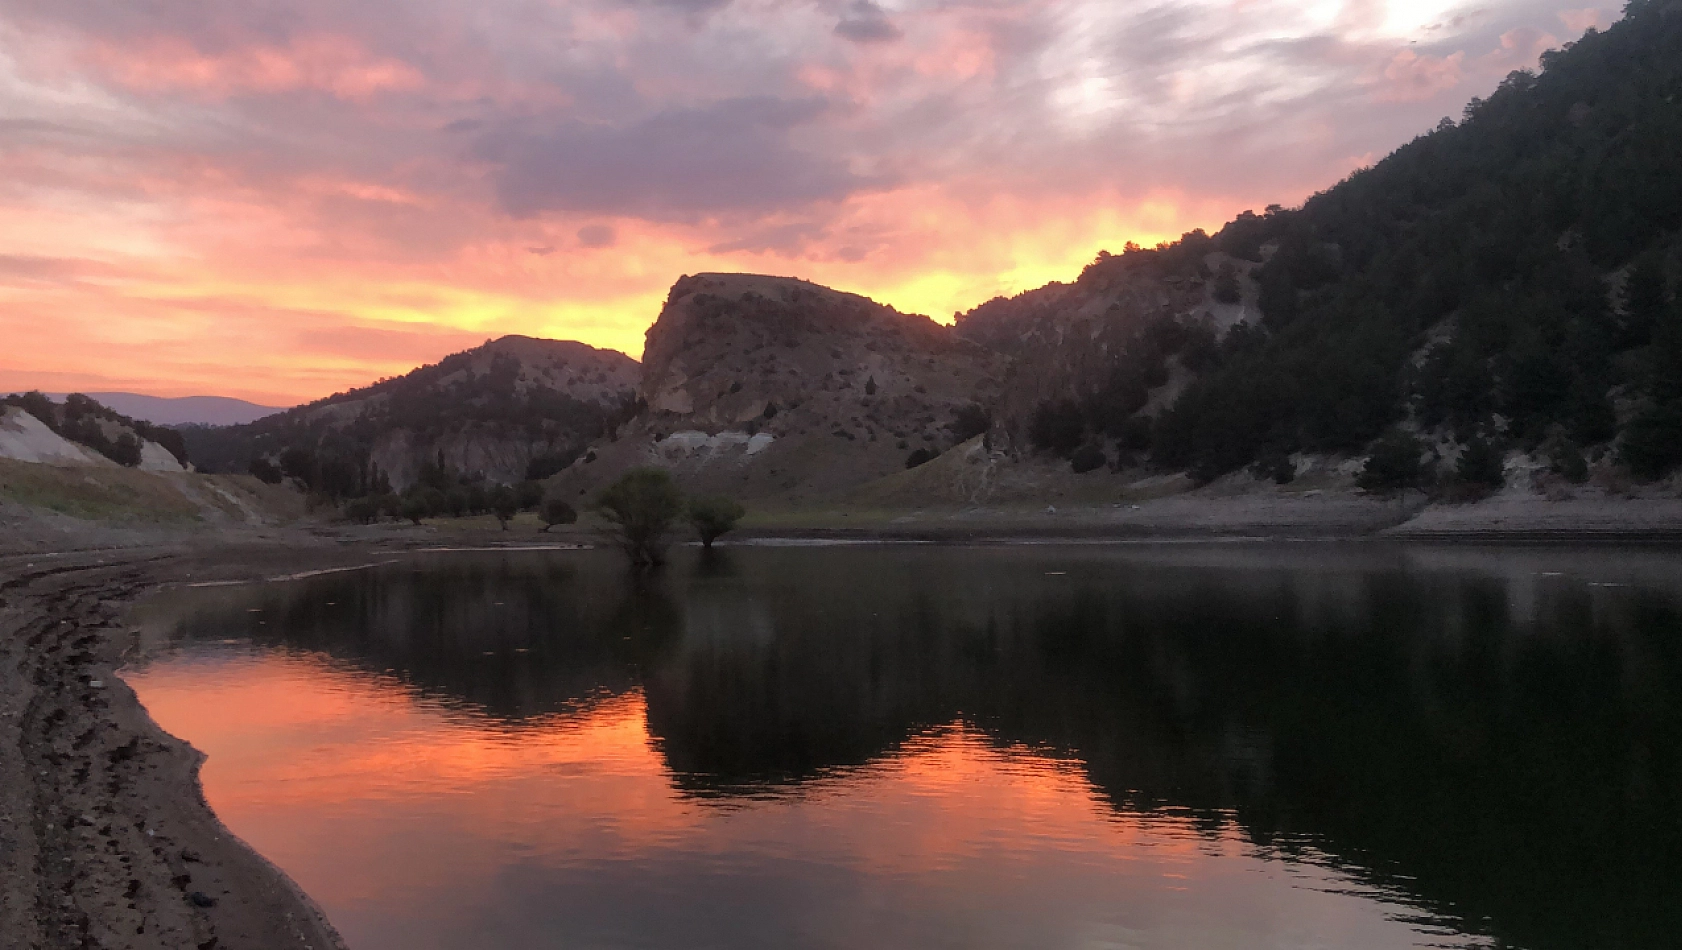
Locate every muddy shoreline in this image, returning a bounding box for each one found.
[0,541,385,950]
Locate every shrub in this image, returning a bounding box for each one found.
[515,480,545,510]
[108,433,143,468]
[249,458,284,484]
[688,496,746,549]
[594,467,685,566]
[491,486,519,530]
[1253,450,1295,485]
[1545,436,1589,484]
[540,496,578,532]
[1357,428,1430,496]
[948,404,991,442]
[1456,437,1506,492]
[400,494,430,525]
[344,497,379,525]
[1212,264,1242,304]
[1621,400,1682,480]
[905,448,937,469]
[1070,444,1107,474]
[1029,399,1085,457]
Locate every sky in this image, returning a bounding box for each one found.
[0,0,1617,406]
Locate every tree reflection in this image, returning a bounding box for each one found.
[155,545,1682,950]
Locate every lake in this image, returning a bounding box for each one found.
[123,543,1682,950]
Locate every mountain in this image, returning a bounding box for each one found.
[42,393,284,427]
[547,274,1007,502]
[182,336,639,494]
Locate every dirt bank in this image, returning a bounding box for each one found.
[0,542,364,950]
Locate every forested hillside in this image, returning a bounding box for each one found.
[1050,0,1682,483]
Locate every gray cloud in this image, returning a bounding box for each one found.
[479,96,872,219]
[576,224,618,248]
[835,1,903,43]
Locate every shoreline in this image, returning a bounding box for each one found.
[3,512,1682,949]
[0,541,376,950]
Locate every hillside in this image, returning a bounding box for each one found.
[547,274,1007,502]
[0,393,189,472]
[184,336,639,494]
[1047,1,1682,484]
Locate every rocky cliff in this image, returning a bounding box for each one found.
[548,274,1008,502]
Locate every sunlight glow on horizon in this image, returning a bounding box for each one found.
[0,0,1608,405]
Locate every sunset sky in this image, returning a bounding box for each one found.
[0,0,1614,406]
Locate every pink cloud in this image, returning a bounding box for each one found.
[1377,49,1466,102]
[89,34,424,102]
[1558,8,1607,34]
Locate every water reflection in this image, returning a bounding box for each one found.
[126,544,1682,950]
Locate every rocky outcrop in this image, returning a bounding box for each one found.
[955,247,1259,443]
[550,274,1008,501]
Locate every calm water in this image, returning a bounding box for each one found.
[123,544,1682,950]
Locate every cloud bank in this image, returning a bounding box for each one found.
[0,0,1612,402]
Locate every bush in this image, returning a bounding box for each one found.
[594,467,686,566]
[1029,399,1085,457]
[540,496,578,532]
[905,448,937,470]
[108,433,143,468]
[344,497,380,525]
[1546,436,1589,484]
[515,480,545,510]
[1456,437,1506,491]
[490,486,519,530]
[1212,264,1242,304]
[1253,450,1295,485]
[1070,444,1107,474]
[1357,429,1430,496]
[688,496,746,549]
[249,458,283,484]
[948,404,991,442]
[1621,400,1682,480]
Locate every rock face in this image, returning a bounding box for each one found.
[550,274,1007,501]
[187,336,640,492]
[955,247,1258,444]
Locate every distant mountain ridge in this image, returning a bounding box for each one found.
[42,393,284,427]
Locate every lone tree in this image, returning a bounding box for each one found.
[594,467,685,566]
[688,496,746,549]
[540,496,578,532]
[1356,428,1430,497]
[490,486,519,530]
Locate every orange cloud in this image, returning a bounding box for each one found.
[87,35,424,101]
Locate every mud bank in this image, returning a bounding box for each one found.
[0,544,361,950]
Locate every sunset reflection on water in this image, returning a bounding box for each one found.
[122,545,1682,950]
